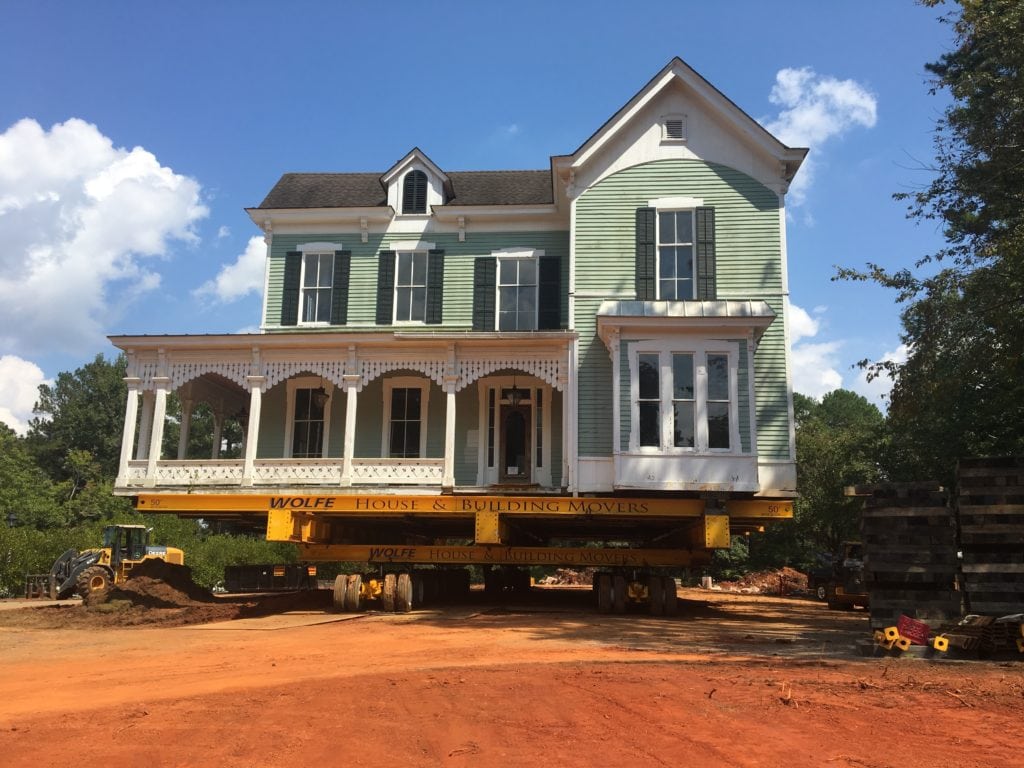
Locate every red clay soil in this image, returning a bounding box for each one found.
[0,588,1020,767]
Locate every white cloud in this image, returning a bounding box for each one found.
[0,355,50,434]
[0,118,207,355]
[852,343,909,406]
[217,225,230,238]
[789,303,843,399]
[765,67,877,206]
[194,235,266,303]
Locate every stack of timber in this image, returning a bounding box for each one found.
[856,483,961,631]
[957,457,1024,616]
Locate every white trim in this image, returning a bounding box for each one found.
[390,240,436,252]
[493,249,543,332]
[297,241,344,252]
[654,208,697,301]
[475,375,552,487]
[297,251,335,327]
[283,376,333,459]
[647,196,703,209]
[259,236,271,331]
[392,249,429,325]
[382,376,430,459]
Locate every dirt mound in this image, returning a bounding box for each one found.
[538,568,596,586]
[715,567,808,595]
[107,560,214,608]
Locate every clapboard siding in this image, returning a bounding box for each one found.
[265,231,569,331]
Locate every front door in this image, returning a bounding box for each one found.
[499,405,531,482]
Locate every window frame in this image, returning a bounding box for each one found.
[283,376,334,458]
[628,340,740,455]
[493,248,543,332]
[393,250,429,324]
[656,208,696,301]
[382,377,430,459]
[298,251,334,326]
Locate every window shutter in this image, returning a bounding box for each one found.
[472,257,497,331]
[425,249,445,325]
[280,251,302,326]
[330,250,351,325]
[635,207,656,300]
[402,170,427,214]
[376,250,396,325]
[695,206,717,300]
[537,255,561,329]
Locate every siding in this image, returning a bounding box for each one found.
[574,159,788,460]
[266,231,570,331]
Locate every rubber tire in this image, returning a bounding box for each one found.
[612,574,627,614]
[596,573,613,614]
[663,575,678,617]
[332,574,347,611]
[76,566,112,604]
[344,573,363,612]
[381,573,397,612]
[648,575,664,616]
[816,584,827,601]
[396,573,413,613]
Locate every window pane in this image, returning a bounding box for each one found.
[391,388,406,419]
[397,253,412,285]
[292,422,309,456]
[638,354,659,399]
[405,388,421,420]
[404,422,421,457]
[308,391,324,420]
[672,354,694,399]
[659,279,676,300]
[519,286,535,315]
[708,402,730,449]
[498,311,515,331]
[390,423,405,457]
[708,354,729,401]
[295,389,311,419]
[519,259,536,285]
[499,286,517,311]
[659,248,676,278]
[658,212,674,244]
[302,293,318,322]
[315,289,331,322]
[395,287,411,321]
[412,252,427,285]
[303,254,318,287]
[318,254,333,287]
[676,212,693,243]
[675,246,693,280]
[499,259,517,285]
[639,403,660,447]
[673,401,695,448]
[411,287,426,321]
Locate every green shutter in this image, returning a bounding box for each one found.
[635,207,656,300]
[425,249,445,325]
[696,206,717,300]
[537,255,561,329]
[472,257,496,331]
[376,250,395,325]
[330,250,351,325]
[281,251,301,326]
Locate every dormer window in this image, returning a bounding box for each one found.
[661,114,686,142]
[402,170,427,214]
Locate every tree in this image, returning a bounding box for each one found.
[0,423,61,528]
[838,0,1024,482]
[26,354,128,481]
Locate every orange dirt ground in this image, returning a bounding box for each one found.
[0,586,1021,767]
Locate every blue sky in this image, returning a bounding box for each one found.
[0,0,953,431]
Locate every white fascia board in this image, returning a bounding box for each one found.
[596,313,775,347]
[246,207,394,229]
[433,204,560,220]
[380,148,449,185]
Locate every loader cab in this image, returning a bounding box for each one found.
[102,525,149,566]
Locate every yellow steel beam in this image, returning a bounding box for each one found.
[137,493,708,518]
[725,499,793,519]
[296,543,710,568]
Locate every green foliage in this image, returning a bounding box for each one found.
[709,536,749,581]
[0,423,60,528]
[837,0,1024,482]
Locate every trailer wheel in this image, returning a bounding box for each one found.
[76,566,112,604]
[648,575,664,616]
[332,575,347,611]
[382,573,397,612]
[662,575,678,617]
[344,573,363,612]
[596,573,613,613]
[612,574,627,614]
[396,573,413,612]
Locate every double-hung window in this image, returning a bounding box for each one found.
[394,251,428,323]
[658,210,695,300]
[285,377,332,458]
[383,378,429,458]
[631,344,736,453]
[497,256,537,331]
[301,252,334,324]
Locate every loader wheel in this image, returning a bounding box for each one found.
[648,575,664,616]
[76,566,112,604]
[332,575,347,611]
[396,573,413,613]
[382,574,397,612]
[344,574,363,612]
[662,576,678,617]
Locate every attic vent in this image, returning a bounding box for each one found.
[663,116,686,142]
[402,170,427,214]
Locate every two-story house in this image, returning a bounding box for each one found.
[111,58,805,612]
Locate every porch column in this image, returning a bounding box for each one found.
[177,397,194,460]
[442,376,458,490]
[559,372,570,492]
[211,408,223,459]
[241,376,265,486]
[136,390,155,460]
[116,378,142,486]
[340,375,360,486]
[144,377,171,487]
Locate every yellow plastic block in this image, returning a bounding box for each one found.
[884,626,900,642]
[873,630,887,645]
[895,636,911,651]
[933,635,949,652]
